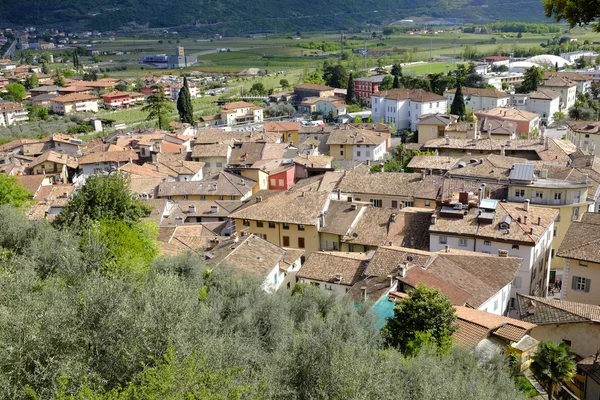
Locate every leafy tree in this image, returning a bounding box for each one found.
[41,63,49,74]
[517,66,544,93]
[53,70,66,87]
[142,84,174,130]
[450,83,467,121]
[0,175,31,207]
[379,76,394,91]
[115,83,129,92]
[279,79,290,89]
[543,0,600,32]
[177,77,194,124]
[28,105,49,121]
[531,341,576,400]
[53,173,151,229]
[353,115,363,123]
[322,63,348,88]
[383,285,457,356]
[73,51,79,68]
[391,63,403,77]
[303,70,325,85]
[24,72,39,90]
[553,111,566,126]
[462,44,479,60]
[3,83,26,102]
[591,82,600,99]
[346,73,356,104]
[83,70,98,81]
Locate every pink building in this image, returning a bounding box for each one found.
[252,159,296,190]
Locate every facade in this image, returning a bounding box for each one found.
[315,98,347,119]
[443,87,510,111]
[510,89,561,126]
[557,213,600,305]
[544,71,593,95]
[429,196,558,314]
[78,150,139,177]
[326,126,389,162]
[29,150,78,183]
[566,120,600,153]
[102,91,145,108]
[220,101,263,126]
[371,88,447,131]
[482,72,525,90]
[541,76,578,111]
[50,93,99,114]
[292,84,335,102]
[353,75,387,105]
[0,102,28,126]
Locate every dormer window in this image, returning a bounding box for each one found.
[498,223,509,231]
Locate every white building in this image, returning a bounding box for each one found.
[50,93,99,115]
[315,98,347,119]
[77,150,139,178]
[0,102,28,126]
[443,87,510,111]
[429,195,558,316]
[559,50,598,64]
[220,101,264,126]
[510,89,561,126]
[482,72,525,90]
[371,88,446,131]
[540,76,578,111]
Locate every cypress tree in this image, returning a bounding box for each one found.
[450,83,466,121]
[177,77,194,124]
[393,74,400,89]
[346,73,356,104]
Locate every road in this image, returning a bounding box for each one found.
[543,127,566,140]
[2,40,16,59]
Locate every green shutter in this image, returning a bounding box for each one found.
[572,276,578,290]
[585,278,591,293]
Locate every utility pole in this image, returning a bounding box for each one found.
[364,39,367,71]
[340,30,344,59]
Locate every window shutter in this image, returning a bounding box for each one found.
[572,276,578,290]
[585,278,591,293]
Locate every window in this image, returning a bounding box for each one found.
[357,151,361,157]
[572,276,590,292]
[282,236,290,246]
[256,221,264,228]
[424,201,431,207]
[510,298,515,308]
[554,192,561,200]
[391,200,398,208]
[183,194,188,200]
[340,150,344,156]
[484,241,491,246]
[512,244,520,250]
[216,162,223,168]
[279,179,284,186]
[257,233,267,240]
[372,199,382,208]
[218,195,224,200]
[298,224,305,231]
[513,276,522,289]
[200,195,206,200]
[270,178,276,186]
[572,208,579,221]
[494,299,498,311]
[298,237,305,248]
[243,219,250,227]
[459,238,467,247]
[230,196,235,200]
[535,192,543,200]
[562,339,572,348]
[579,260,588,266]
[553,226,558,237]
[283,223,290,230]
[439,236,447,244]
[515,190,525,198]
[205,162,211,167]
[348,244,354,252]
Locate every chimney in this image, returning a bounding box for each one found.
[537,216,541,225]
[361,286,367,301]
[431,214,437,225]
[539,169,548,179]
[544,137,549,151]
[444,245,449,253]
[334,273,343,284]
[498,249,508,257]
[188,204,196,213]
[445,136,450,145]
[500,144,505,156]
[387,274,394,287]
[523,199,530,211]
[210,205,219,213]
[582,174,589,184]
[524,215,528,225]
[479,158,484,164]
[256,196,263,203]
[350,204,357,211]
[397,263,407,278]
[530,227,534,234]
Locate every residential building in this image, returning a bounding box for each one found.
[205,234,302,292]
[510,89,561,126]
[507,163,591,276]
[29,85,60,97]
[251,159,296,190]
[315,97,347,119]
[371,88,447,131]
[26,184,74,221]
[156,171,256,201]
[430,196,558,313]
[353,75,387,104]
[481,56,511,68]
[297,251,370,297]
[29,150,78,183]
[336,170,441,209]
[559,51,598,64]
[264,121,300,144]
[566,120,600,153]
[540,75,578,111]
[326,125,390,162]
[0,101,28,126]
[544,71,594,94]
[30,93,59,108]
[407,155,458,175]
[474,108,540,136]
[293,154,334,178]
[293,83,335,102]
[556,213,600,305]
[482,72,524,90]
[51,133,84,156]
[102,91,145,108]
[230,189,331,256]
[443,87,510,111]
[220,101,263,126]
[191,143,232,174]
[366,246,522,316]
[78,150,139,177]
[575,355,600,400]
[453,306,538,369]
[417,113,459,143]
[50,93,99,114]
[517,294,600,358]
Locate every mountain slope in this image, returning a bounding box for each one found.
[0,0,548,31]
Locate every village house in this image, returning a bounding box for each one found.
[566,120,600,153]
[556,213,600,305]
[474,108,540,136]
[371,88,447,131]
[251,159,296,190]
[510,89,561,126]
[517,294,600,359]
[191,142,232,175]
[292,83,335,103]
[429,193,558,313]
[29,85,60,97]
[0,101,28,126]
[230,189,331,257]
[540,75,578,111]
[220,101,263,126]
[263,121,299,144]
[315,97,347,119]
[443,87,511,111]
[156,171,255,201]
[544,71,593,95]
[78,150,139,177]
[29,150,78,183]
[50,93,99,115]
[26,184,75,221]
[326,125,390,162]
[353,75,388,105]
[417,114,460,143]
[102,91,145,109]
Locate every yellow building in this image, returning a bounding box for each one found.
[230,190,330,257]
[417,113,457,143]
[264,121,299,145]
[326,126,390,162]
[29,150,78,183]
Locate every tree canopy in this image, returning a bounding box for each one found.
[3,83,26,102]
[531,341,576,400]
[518,66,544,93]
[543,0,600,32]
[176,77,194,124]
[450,83,467,121]
[346,73,356,104]
[142,84,174,130]
[0,175,31,208]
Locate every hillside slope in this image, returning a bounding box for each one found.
[0,0,548,31]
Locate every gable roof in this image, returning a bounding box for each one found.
[50,93,98,103]
[157,171,255,197]
[294,83,334,92]
[326,125,389,146]
[475,107,540,122]
[78,150,139,165]
[297,251,369,286]
[337,170,442,200]
[557,212,600,263]
[517,294,600,324]
[373,88,445,103]
[445,87,510,98]
[30,150,78,169]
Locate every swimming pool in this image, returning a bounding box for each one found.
[372,296,397,330]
